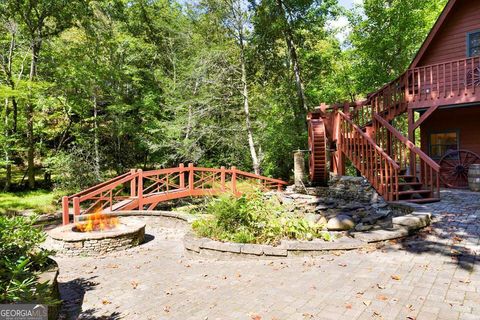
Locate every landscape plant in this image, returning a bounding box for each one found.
[192,190,331,244]
[0,215,57,304]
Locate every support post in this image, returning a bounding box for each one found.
[62,196,69,225]
[188,163,194,192]
[130,169,136,197]
[137,169,143,210]
[332,111,345,175]
[179,163,185,189]
[408,108,416,176]
[220,166,226,192]
[231,166,237,195]
[73,197,80,223]
[294,150,306,189]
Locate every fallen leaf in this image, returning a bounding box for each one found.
[376,295,388,301]
[376,284,386,289]
[338,263,347,267]
[406,304,415,311]
[450,249,460,255]
[106,264,118,269]
[345,303,353,309]
[251,314,261,320]
[102,299,111,305]
[363,300,371,306]
[302,313,314,318]
[391,275,401,281]
[452,235,463,243]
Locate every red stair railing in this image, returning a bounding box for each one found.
[338,111,400,201]
[373,114,440,199]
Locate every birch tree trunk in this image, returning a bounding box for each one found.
[4,98,11,191]
[275,0,308,115]
[230,0,261,175]
[26,41,40,189]
[93,94,101,180]
[239,31,260,175]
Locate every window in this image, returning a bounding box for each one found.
[429,131,459,159]
[468,31,480,57]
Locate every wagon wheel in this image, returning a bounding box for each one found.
[439,149,480,189]
[467,67,480,86]
[308,118,328,185]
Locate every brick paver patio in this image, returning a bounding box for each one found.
[56,189,480,320]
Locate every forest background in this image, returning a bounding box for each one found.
[0,0,448,197]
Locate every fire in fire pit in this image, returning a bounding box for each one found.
[75,211,119,232]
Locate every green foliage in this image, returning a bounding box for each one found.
[46,145,103,193]
[347,0,448,94]
[192,190,330,244]
[0,215,58,304]
[0,190,56,215]
[0,0,451,196]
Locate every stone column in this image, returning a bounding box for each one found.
[294,150,306,188]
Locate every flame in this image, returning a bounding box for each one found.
[75,211,119,232]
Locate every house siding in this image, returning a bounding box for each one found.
[420,106,480,158]
[418,0,480,67]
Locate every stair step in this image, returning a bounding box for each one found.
[398,189,432,196]
[403,197,441,204]
[398,182,422,187]
[399,175,415,179]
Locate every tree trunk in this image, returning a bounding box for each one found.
[239,32,260,175]
[275,0,308,115]
[93,94,101,180]
[26,42,40,189]
[4,98,11,192]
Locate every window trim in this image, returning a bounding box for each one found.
[428,129,460,160]
[467,30,480,58]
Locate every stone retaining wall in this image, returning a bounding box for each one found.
[184,202,432,259]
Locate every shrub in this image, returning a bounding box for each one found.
[192,190,331,244]
[0,215,57,304]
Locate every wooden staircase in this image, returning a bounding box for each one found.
[336,89,441,203]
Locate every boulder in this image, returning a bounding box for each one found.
[305,213,320,224]
[315,204,329,211]
[317,216,328,226]
[327,215,355,231]
[339,202,364,211]
[355,223,374,232]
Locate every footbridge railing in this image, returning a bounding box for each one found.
[61,164,288,225]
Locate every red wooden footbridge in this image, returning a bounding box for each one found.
[61,164,288,225]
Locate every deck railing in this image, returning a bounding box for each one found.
[61,164,288,225]
[406,56,480,105]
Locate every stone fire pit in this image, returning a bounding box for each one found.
[46,217,145,257]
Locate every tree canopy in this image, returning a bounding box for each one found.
[0,0,447,192]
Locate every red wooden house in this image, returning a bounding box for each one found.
[307,0,480,203]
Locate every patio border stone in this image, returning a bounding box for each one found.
[183,201,433,258]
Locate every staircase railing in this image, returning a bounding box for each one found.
[62,164,288,225]
[338,111,400,201]
[373,114,440,199]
